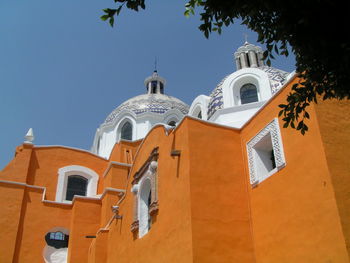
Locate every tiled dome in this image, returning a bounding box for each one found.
[207,66,290,119]
[104,94,189,125]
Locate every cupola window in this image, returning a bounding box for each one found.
[65,175,88,201]
[121,121,133,140]
[144,70,166,95]
[240,83,258,104]
[151,81,158,94]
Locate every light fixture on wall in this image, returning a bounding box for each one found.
[111,205,123,219]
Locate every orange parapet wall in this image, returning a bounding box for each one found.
[241,78,349,262]
[315,99,350,258]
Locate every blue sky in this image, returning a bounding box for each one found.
[0,0,295,169]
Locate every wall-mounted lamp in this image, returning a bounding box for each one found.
[111,205,123,219]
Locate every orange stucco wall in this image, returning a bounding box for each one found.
[186,119,255,262]
[0,144,112,262]
[103,123,194,263]
[0,183,25,262]
[14,187,72,262]
[103,163,130,190]
[27,147,108,198]
[109,140,142,164]
[0,144,34,183]
[314,99,350,257]
[1,78,349,263]
[68,198,102,263]
[241,78,349,262]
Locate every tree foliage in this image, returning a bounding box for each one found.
[101,0,350,134]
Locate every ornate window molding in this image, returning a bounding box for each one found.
[55,165,99,203]
[246,118,286,185]
[130,147,159,237]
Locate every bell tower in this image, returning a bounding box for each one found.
[234,41,264,70]
[144,70,166,95]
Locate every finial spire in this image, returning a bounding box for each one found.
[24,128,34,144]
[243,33,249,44]
[154,56,157,72]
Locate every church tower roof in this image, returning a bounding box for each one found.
[233,41,264,70]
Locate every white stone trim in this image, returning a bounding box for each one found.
[0,179,124,206]
[221,68,271,108]
[189,95,210,120]
[117,116,137,141]
[55,165,99,203]
[246,118,286,185]
[138,176,152,238]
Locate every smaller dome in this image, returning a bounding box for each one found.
[207,66,290,119]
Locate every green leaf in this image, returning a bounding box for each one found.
[100,15,109,21]
[109,17,115,27]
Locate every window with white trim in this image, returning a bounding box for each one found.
[130,147,159,238]
[138,178,152,237]
[246,118,286,185]
[55,165,99,203]
[121,121,133,140]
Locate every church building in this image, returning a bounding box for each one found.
[0,42,349,263]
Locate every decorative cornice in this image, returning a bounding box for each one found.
[132,147,159,185]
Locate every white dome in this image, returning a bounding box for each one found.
[104,93,189,125]
[92,70,189,159]
[207,66,290,119]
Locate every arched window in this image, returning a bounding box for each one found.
[240,83,258,104]
[168,121,176,127]
[121,121,132,140]
[197,111,202,119]
[65,175,88,201]
[139,179,152,238]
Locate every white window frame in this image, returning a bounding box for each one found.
[55,165,99,203]
[130,156,159,238]
[137,176,152,238]
[117,117,135,141]
[246,118,286,185]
